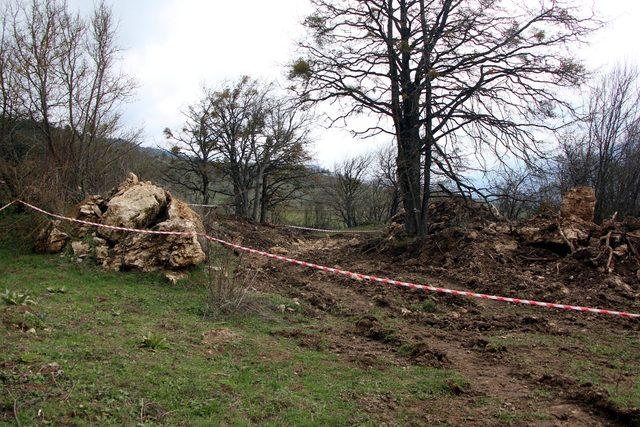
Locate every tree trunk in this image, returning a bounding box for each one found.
[397,130,422,236]
[419,139,433,235]
[259,176,269,223]
[252,166,266,221]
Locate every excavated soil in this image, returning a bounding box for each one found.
[212,210,640,426]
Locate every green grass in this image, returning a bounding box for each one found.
[0,244,465,425]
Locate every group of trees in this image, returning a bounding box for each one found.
[162,77,312,223]
[1,0,637,233]
[0,0,140,209]
[321,146,401,228]
[490,64,640,222]
[556,64,640,221]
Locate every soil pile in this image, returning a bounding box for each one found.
[372,188,640,311]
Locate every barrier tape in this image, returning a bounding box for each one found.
[282,224,381,234]
[0,200,15,213]
[2,199,639,319]
[188,203,381,234]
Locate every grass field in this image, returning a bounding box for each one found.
[0,245,465,425]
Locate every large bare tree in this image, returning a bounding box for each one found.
[292,0,598,235]
[327,155,370,228]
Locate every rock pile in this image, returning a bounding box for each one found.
[35,173,206,282]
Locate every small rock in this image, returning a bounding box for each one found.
[163,271,188,285]
[71,241,90,258]
[613,245,628,257]
[270,246,289,256]
[34,221,68,254]
[494,240,518,254]
[400,307,412,316]
[95,245,109,264]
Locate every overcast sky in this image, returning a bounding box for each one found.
[68,0,640,167]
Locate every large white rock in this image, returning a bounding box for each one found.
[99,173,169,240]
[43,173,207,276]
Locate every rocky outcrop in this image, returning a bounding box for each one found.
[34,221,68,254]
[517,187,597,254]
[560,186,596,222]
[35,173,206,278]
[99,173,169,240]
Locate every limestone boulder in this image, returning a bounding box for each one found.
[168,199,205,231]
[99,173,169,240]
[75,196,106,222]
[114,215,206,272]
[560,187,596,222]
[73,196,106,236]
[34,221,68,254]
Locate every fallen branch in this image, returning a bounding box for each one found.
[557,222,576,255]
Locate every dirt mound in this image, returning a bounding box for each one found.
[34,173,206,278]
[367,189,640,312]
[427,196,498,232]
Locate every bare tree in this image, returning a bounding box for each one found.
[292,0,598,235]
[374,144,401,219]
[328,155,370,228]
[162,98,223,205]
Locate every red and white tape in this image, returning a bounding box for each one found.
[188,203,380,234]
[0,200,16,213]
[2,199,639,319]
[282,224,381,234]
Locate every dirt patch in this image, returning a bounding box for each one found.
[202,328,241,347]
[539,373,640,425]
[270,329,324,350]
[199,192,639,425]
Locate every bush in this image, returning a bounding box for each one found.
[202,245,256,317]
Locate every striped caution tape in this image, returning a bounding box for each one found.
[282,224,381,234]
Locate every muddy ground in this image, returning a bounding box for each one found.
[211,213,640,426]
